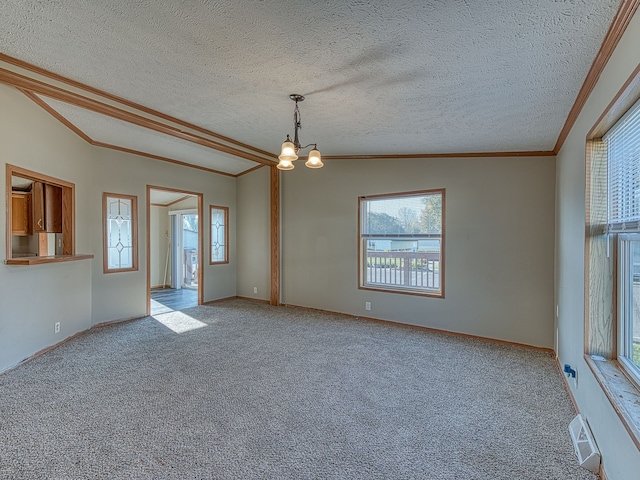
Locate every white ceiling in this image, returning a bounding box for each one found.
[0,0,623,172]
[37,96,257,175]
[149,189,194,206]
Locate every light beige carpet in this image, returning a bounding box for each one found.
[0,299,595,479]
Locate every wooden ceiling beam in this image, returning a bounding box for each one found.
[0,67,276,167]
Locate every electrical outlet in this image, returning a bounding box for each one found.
[253,287,258,294]
[54,322,60,334]
[365,302,371,311]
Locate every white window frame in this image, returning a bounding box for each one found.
[605,93,640,388]
[617,234,640,387]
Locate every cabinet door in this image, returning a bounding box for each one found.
[32,182,45,232]
[44,184,63,233]
[11,192,31,236]
[31,182,63,233]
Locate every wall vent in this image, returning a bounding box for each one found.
[568,414,600,473]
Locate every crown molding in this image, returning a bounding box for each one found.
[323,150,555,160]
[0,66,276,167]
[0,52,273,159]
[20,88,93,143]
[554,0,640,154]
[91,142,237,178]
[236,164,266,177]
[19,87,243,178]
[3,0,639,169]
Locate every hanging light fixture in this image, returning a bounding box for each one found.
[277,94,323,170]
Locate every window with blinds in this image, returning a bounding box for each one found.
[605,96,640,232]
[606,95,640,386]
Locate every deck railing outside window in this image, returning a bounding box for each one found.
[365,250,440,290]
[359,189,444,297]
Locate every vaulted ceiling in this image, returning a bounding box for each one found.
[0,0,628,175]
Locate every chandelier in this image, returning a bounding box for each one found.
[277,94,323,170]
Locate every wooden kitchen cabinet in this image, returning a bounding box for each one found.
[11,192,32,236]
[32,182,62,233]
[6,164,94,265]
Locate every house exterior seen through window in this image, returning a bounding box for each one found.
[359,189,444,297]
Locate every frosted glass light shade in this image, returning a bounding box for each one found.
[305,148,323,168]
[277,158,294,170]
[279,141,298,161]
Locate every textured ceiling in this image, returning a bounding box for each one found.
[0,0,623,167]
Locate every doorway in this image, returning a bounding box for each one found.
[169,209,198,290]
[147,186,203,315]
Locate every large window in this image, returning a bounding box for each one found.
[210,205,228,264]
[617,234,640,383]
[605,96,640,385]
[359,189,444,297]
[103,193,138,273]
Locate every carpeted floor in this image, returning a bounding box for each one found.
[0,299,596,479]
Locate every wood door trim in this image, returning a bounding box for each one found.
[5,164,12,261]
[146,185,205,314]
[270,166,280,306]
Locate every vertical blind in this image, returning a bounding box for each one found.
[605,95,640,232]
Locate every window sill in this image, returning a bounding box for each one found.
[585,354,640,450]
[5,254,94,265]
[359,285,444,298]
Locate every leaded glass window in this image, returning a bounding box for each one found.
[210,205,228,264]
[103,193,138,273]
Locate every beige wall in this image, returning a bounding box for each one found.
[150,204,170,288]
[236,166,271,301]
[149,196,199,288]
[555,9,640,480]
[3,10,640,472]
[149,197,200,288]
[0,84,94,371]
[0,83,238,371]
[280,155,556,348]
[90,149,237,324]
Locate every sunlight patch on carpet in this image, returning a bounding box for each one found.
[152,311,207,333]
[150,299,173,315]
